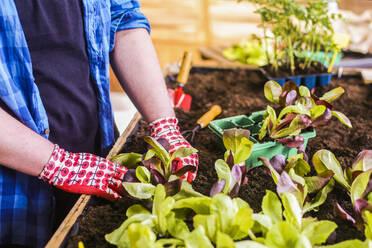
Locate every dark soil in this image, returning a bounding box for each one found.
[67,68,371,247]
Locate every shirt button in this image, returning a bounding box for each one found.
[44,129,50,135]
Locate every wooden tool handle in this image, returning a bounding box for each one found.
[197,105,222,128]
[176,51,193,84]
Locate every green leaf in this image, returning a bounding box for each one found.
[144,149,157,161]
[231,205,254,240]
[287,158,311,177]
[174,197,212,215]
[126,204,151,218]
[278,104,310,120]
[331,111,352,128]
[262,190,282,224]
[303,179,334,214]
[302,220,337,245]
[259,117,269,140]
[166,212,190,240]
[215,159,233,193]
[235,240,268,248]
[270,115,307,139]
[265,221,301,248]
[259,157,280,184]
[252,213,273,231]
[352,151,372,172]
[136,166,151,183]
[299,86,311,97]
[126,223,157,248]
[105,214,155,246]
[318,239,366,248]
[281,193,302,229]
[312,150,350,191]
[122,182,156,199]
[310,105,326,119]
[351,170,372,205]
[111,153,142,168]
[193,214,218,242]
[211,194,236,234]
[216,231,235,248]
[153,184,175,235]
[319,87,344,102]
[185,226,213,248]
[173,181,206,201]
[364,211,372,240]
[170,147,198,161]
[264,80,282,104]
[222,129,253,165]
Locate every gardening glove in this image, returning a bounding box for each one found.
[149,117,198,183]
[39,145,127,201]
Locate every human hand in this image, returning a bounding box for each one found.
[39,145,127,201]
[149,117,198,182]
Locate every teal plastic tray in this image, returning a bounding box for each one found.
[209,111,316,168]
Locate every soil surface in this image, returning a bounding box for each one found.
[67,68,371,247]
[262,60,328,78]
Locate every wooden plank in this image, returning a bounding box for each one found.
[46,111,142,248]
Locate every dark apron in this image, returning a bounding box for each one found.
[13,0,101,231]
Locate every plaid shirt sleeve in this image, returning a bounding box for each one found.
[109,0,151,51]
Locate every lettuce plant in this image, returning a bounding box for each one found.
[210,129,254,198]
[259,153,335,215]
[248,190,337,248]
[260,81,352,156]
[312,149,372,231]
[111,137,197,200]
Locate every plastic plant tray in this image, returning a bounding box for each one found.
[209,111,316,168]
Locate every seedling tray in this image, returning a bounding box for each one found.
[209,111,316,168]
[263,71,333,88]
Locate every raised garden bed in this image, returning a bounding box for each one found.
[63,67,371,247]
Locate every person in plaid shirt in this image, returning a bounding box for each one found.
[0,0,197,247]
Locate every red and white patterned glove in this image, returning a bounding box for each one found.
[149,117,198,182]
[39,145,127,201]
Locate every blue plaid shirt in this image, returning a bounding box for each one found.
[0,0,150,246]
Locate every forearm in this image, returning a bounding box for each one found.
[0,108,54,176]
[110,28,175,122]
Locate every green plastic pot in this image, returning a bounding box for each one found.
[209,111,316,168]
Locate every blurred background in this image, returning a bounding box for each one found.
[110,0,372,130]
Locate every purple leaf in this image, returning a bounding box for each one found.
[285,90,297,106]
[165,179,182,196]
[278,135,304,148]
[210,179,226,197]
[156,137,171,152]
[175,165,196,177]
[151,169,166,185]
[231,164,243,185]
[354,199,372,215]
[242,176,248,185]
[352,150,372,171]
[298,114,312,127]
[311,108,332,127]
[226,151,234,169]
[229,182,240,198]
[269,154,287,174]
[277,171,298,195]
[143,157,161,170]
[334,203,355,224]
[123,169,139,182]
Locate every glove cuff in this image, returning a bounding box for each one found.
[149,117,179,137]
[38,144,65,183]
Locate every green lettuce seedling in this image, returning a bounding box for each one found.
[210,129,254,198]
[111,136,197,200]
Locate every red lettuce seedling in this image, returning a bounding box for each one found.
[312,149,372,231]
[210,129,253,198]
[111,136,198,200]
[260,81,352,158]
[259,153,335,214]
